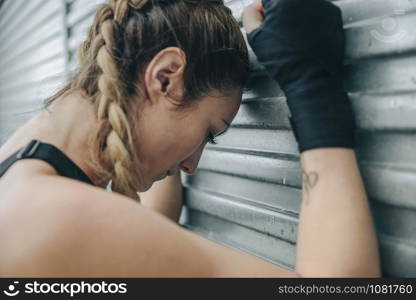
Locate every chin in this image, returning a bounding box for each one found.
[138,182,153,193]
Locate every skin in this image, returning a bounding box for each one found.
[0,2,381,277]
[241,0,264,34]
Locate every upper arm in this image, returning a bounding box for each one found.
[138,170,183,223]
[30,190,300,277]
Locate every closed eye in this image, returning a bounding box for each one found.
[207,119,230,145]
[207,132,218,145]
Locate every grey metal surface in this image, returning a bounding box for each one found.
[0,0,67,144]
[0,0,414,277]
[67,0,105,72]
[181,0,416,277]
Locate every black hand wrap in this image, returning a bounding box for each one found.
[246,0,356,153]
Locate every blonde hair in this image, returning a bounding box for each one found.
[76,0,146,200]
[46,0,249,200]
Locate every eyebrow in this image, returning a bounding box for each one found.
[216,119,230,137]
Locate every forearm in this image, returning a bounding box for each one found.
[295,148,381,277]
[138,170,183,223]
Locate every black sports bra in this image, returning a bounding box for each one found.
[0,139,93,185]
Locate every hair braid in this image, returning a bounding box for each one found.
[86,0,150,200]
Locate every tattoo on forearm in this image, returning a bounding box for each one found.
[302,171,319,205]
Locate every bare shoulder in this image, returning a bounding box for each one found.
[4,176,300,277]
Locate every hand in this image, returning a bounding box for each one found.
[242,0,264,34]
[245,0,355,153]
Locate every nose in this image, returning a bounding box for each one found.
[180,142,206,175]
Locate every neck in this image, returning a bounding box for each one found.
[2,90,108,188]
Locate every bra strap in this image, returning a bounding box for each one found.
[0,140,93,185]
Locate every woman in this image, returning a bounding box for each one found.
[0,0,380,277]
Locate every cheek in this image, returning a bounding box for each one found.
[138,109,209,168]
[174,128,207,159]
[186,133,206,152]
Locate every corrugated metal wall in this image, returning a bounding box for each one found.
[0,0,414,277]
[66,0,103,73]
[0,0,68,144]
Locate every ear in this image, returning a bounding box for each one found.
[144,47,186,106]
